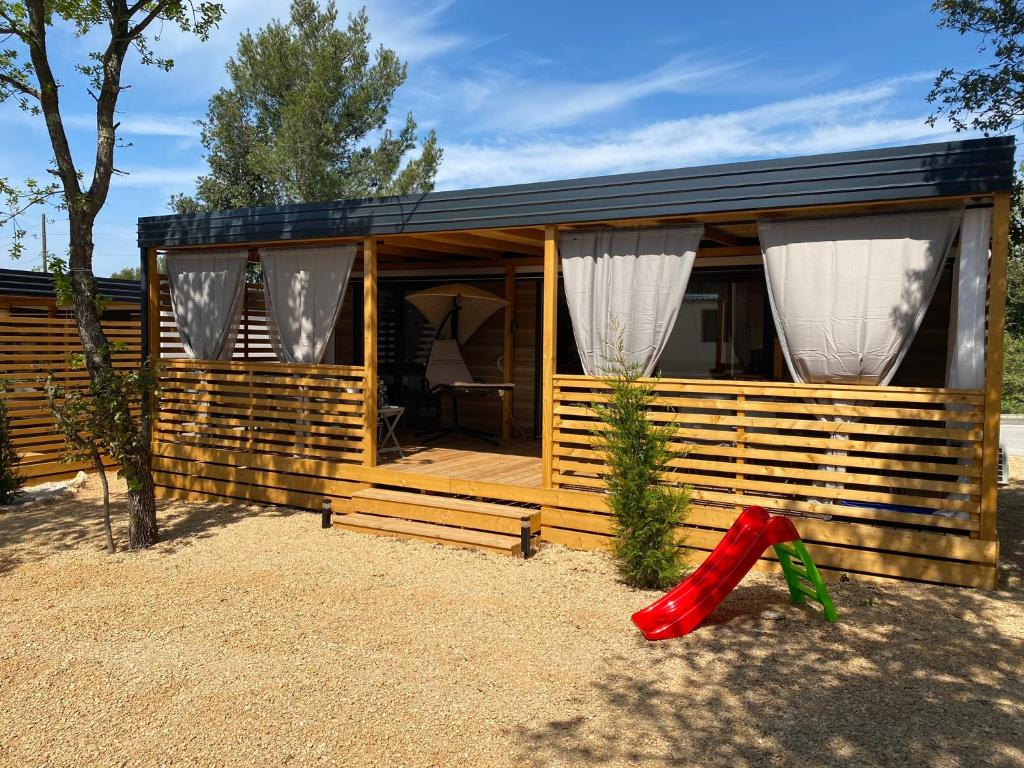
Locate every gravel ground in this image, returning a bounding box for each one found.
[2,475,1023,768]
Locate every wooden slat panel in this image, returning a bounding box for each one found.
[1,312,140,483]
[153,359,369,502]
[547,373,994,588]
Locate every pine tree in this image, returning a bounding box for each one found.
[592,349,689,589]
[172,0,441,213]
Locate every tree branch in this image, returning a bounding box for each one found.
[0,73,40,100]
[128,1,172,40]
[24,1,81,203]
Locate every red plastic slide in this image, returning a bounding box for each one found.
[631,506,800,640]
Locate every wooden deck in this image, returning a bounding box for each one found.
[379,437,542,487]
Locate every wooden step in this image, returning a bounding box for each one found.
[335,513,522,556]
[350,487,539,536]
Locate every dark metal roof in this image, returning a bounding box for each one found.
[138,137,1016,248]
[0,268,140,303]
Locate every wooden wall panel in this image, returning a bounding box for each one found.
[1,307,141,483]
[544,374,996,588]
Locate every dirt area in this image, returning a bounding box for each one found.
[1,476,1023,768]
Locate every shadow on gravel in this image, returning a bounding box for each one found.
[0,481,297,574]
[516,483,1024,768]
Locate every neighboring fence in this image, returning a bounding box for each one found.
[151,359,369,508]
[542,374,996,588]
[158,275,278,360]
[1,313,141,483]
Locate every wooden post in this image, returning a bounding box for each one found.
[362,238,378,466]
[980,192,1010,551]
[502,264,516,441]
[542,224,558,488]
[144,247,161,453]
[145,248,160,363]
[735,393,745,513]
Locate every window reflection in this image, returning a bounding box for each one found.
[659,270,773,380]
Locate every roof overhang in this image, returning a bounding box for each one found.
[137,137,1016,249]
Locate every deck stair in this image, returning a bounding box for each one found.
[336,487,540,557]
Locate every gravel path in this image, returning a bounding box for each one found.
[2,476,1023,768]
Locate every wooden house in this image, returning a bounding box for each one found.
[137,137,1015,587]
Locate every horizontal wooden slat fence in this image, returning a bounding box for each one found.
[543,374,996,587]
[158,275,277,361]
[152,359,370,508]
[1,313,140,482]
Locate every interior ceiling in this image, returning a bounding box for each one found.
[373,221,762,268]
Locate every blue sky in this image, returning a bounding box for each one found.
[0,0,1003,276]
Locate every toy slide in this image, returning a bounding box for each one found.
[631,506,838,641]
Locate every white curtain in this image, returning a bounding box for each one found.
[944,208,991,512]
[560,225,704,376]
[166,249,248,360]
[758,210,961,385]
[947,207,992,389]
[260,245,356,364]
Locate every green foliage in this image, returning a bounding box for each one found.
[592,350,688,590]
[110,266,141,281]
[1002,332,1024,411]
[0,1,225,257]
[1004,177,1024,411]
[44,363,157,492]
[172,0,441,213]
[47,255,107,316]
[0,381,25,505]
[928,0,1024,133]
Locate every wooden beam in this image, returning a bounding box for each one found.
[696,245,762,258]
[384,235,509,259]
[377,256,543,272]
[487,228,546,247]
[410,231,542,256]
[542,224,558,488]
[502,264,516,440]
[980,192,1010,553]
[555,194,975,231]
[362,238,378,466]
[702,226,743,246]
[146,248,161,363]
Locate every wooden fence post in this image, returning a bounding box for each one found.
[363,238,378,466]
[502,264,516,441]
[542,224,558,488]
[980,192,1010,556]
[143,247,160,453]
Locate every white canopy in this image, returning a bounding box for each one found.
[405,283,507,345]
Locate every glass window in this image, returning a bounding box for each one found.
[658,268,774,380]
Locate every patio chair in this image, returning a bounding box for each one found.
[420,338,513,446]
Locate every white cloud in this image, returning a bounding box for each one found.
[433,79,962,189]
[62,112,200,137]
[141,0,473,89]
[454,55,749,133]
[110,165,205,190]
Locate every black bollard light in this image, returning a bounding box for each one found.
[321,497,332,529]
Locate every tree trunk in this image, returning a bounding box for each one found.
[123,448,158,549]
[92,448,115,554]
[67,214,159,548]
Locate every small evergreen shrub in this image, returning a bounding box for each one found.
[592,353,689,590]
[0,384,25,505]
